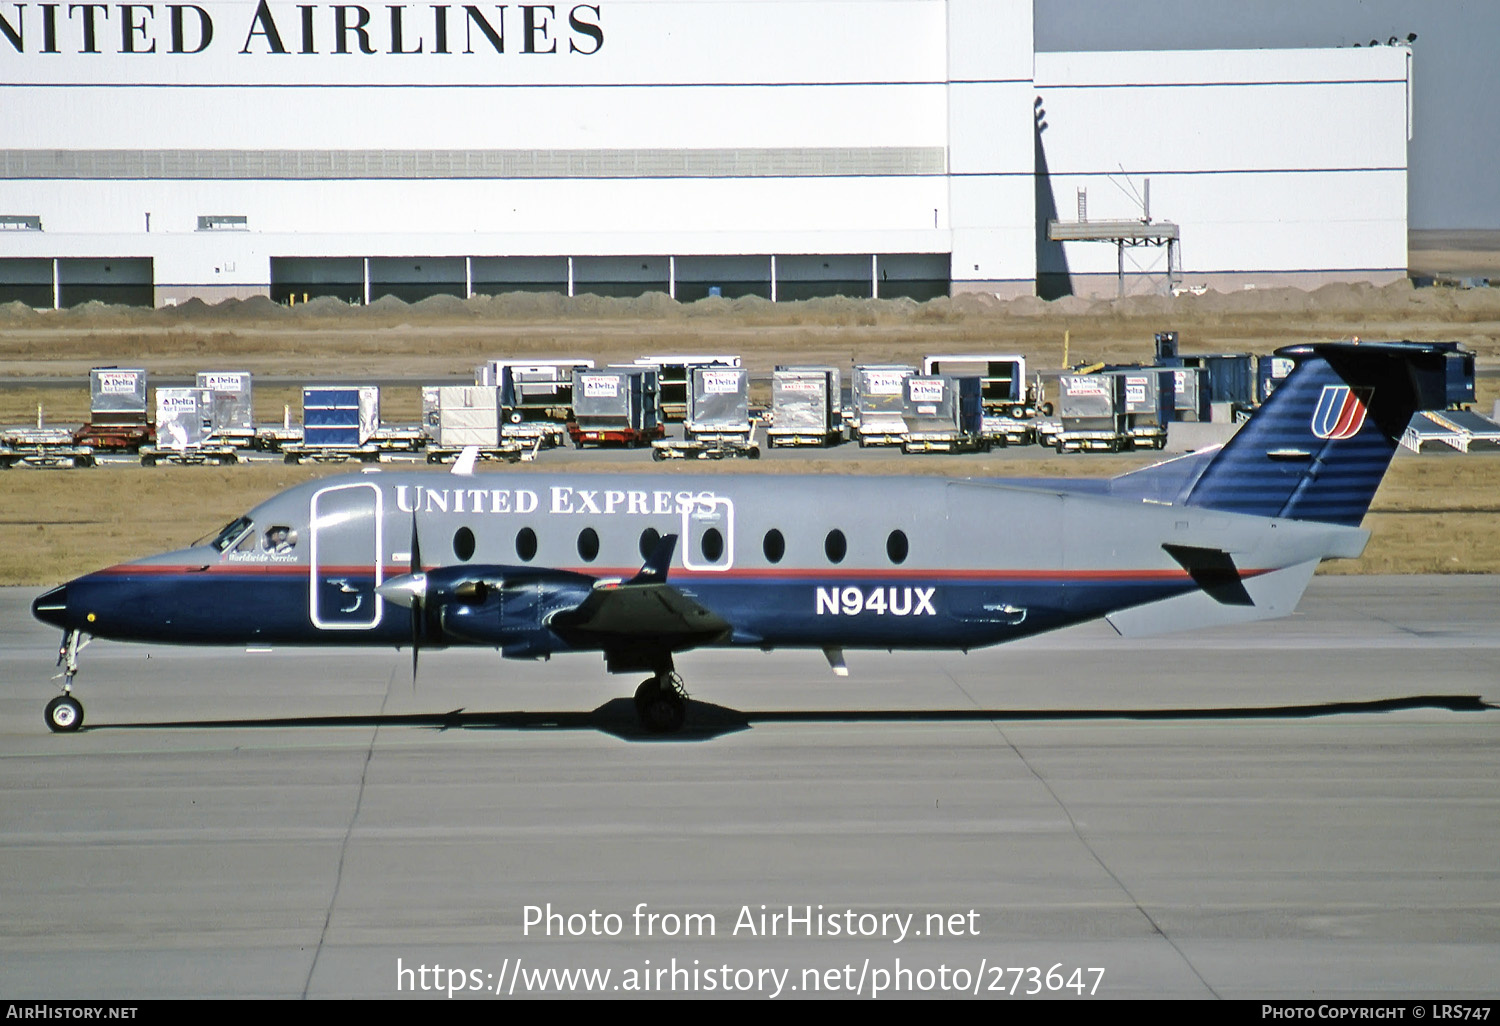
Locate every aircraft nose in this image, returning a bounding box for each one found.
[32,584,69,629]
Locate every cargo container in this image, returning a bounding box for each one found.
[768,366,842,447]
[1180,353,1257,416]
[282,385,382,463]
[850,364,914,446]
[1053,373,1126,452]
[421,384,541,463]
[654,365,759,459]
[142,387,239,465]
[901,375,988,453]
[196,371,255,445]
[569,367,665,447]
[73,367,154,451]
[1114,370,1167,449]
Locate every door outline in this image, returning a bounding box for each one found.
[309,481,384,630]
[680,495,734,572]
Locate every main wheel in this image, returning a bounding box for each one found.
[45,695,83,733]
[634,679,686,734]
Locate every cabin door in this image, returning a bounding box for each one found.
[308,481,385,630]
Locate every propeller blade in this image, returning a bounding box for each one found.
[409,509,422,681]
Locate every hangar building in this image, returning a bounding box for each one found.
[0,0,1411,307]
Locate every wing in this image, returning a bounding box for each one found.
[547,534,731,651]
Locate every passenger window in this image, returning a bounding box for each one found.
[515,527,537,562]
[453,526,476,561]
[701,527,724,563]
[825,529,846,564]
[578,527,600,562]
[763,529,785,563]
[886,530,908,564]
[639,527,661,560]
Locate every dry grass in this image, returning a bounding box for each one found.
[2,285,1497,587]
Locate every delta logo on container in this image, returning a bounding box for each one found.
[1311,385,1374,440]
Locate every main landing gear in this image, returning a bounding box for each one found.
[633,671,688,734]
[46,629,88,733]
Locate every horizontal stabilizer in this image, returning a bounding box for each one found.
[1161,543,1254,607]
[1106,558,1319,638]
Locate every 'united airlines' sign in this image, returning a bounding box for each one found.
[0,2,603,57]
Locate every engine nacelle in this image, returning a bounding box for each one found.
[421,564,596,656]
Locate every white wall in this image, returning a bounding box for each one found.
[1034,47,1410,285]
[0,2,1413,302]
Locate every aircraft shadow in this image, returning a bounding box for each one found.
[98,694,1495,743]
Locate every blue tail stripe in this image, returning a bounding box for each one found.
[1184,344,1447,527]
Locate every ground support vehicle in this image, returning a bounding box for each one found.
[140,445,239,466]
[979,414,1033,447]
[0,429,96,468]
[74,367,154,452]
[426,437,541,464]
[651,426,761,461]
[569,367,665,448]
[900,376,990,454]
[849,365,914,447]
[1053,373,1129,453]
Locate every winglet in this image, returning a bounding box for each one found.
[451,446,479,477]
[628,534,678,585]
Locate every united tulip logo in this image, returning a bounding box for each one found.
[1311,385,1374,440]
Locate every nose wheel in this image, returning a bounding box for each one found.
[45,694,84,733]
[46,629,89,733]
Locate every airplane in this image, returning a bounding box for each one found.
[29,341,1454,734]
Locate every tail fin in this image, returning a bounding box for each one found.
[1182,342,1452,526]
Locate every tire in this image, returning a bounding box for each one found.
[45,695,83,733]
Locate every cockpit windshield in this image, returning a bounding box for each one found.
[194,515,254,552]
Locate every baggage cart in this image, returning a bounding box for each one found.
[493,361,591,428]
[0,428,96,468]
[768,366,842,447]
[282,385,382,463]
[141,387,239,465]
[420,385,546,463]
[196,371,256,448]
[1053,374,1128,452]
[568,367,665,447]
[900,375,990,454]
[652,366,760,459]
[74,368,154,452]
[850,365,914,446]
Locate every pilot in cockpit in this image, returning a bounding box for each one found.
[264,526,296,555]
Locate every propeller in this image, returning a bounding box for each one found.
[376,509,428,680]
[408,510,423,679]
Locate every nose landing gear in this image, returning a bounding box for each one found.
[46,629,88,733]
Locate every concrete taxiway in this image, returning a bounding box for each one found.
[0,578,1496,1000]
